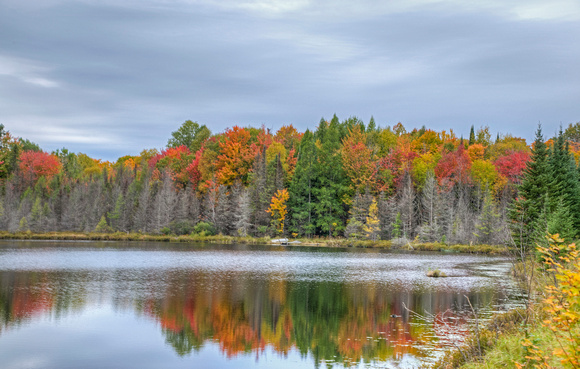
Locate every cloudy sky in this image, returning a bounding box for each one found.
[1,0,579,160]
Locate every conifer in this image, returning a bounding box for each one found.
[508,125,550,249]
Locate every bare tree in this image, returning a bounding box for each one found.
[417,173,442,242]
[397,172,417,239]
[235,187,252,237]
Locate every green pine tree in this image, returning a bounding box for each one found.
[287,129,317,237]
[312,118,349,237]
[392,212,402,239]
[18,217,29,232]
[107,193,125,231]
[469,125,475,146]
[547,198,576,242]
[474,191,501,244]
[95,215,112,233]
[509,125,550,250]
[547,130,580,233]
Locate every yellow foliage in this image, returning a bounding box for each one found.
[266,141,287,165]
[527,235,580,368]
[412,152,439,188]
[470,159,498,189]
[266,189,289,234]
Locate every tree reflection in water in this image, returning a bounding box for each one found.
[0,268,507,366]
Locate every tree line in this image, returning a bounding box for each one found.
[1,118,579,246]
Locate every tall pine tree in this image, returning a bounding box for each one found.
[508,125,550,249]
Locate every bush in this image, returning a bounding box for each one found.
[167,220,195,236]
[192,221,216,236]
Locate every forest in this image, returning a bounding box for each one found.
[1,118,580,247]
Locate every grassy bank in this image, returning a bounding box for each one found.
[0,231,508,254]
[433,235,580,368]
[432,303,570,369]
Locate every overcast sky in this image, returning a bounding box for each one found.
[1,0,579,160]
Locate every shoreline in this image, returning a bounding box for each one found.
[0,231,509,255]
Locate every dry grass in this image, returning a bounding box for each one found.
[0,231,509,254]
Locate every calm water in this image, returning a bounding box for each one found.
[0,241,521,369]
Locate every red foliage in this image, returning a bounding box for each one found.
[434,144,472,188]
[19,151,62,185]
[375,147,417,192]
[186,149,203,189]
[494,150,530,184]
[148,145,190,169]
[255,126,273,152]
[286,148,298,179]
[148,145,192,187]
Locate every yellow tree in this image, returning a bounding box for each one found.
[267,189,290,234]
[363,199,381,241]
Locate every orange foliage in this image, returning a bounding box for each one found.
[342,127,377,191]
[216,126,257,186]
[467,144,485,161]
[275,125,303,151]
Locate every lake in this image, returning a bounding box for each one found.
[0,241,521,368]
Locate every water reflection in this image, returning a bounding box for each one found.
[0,243,519,368]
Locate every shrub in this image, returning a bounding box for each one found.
[167,220,195,236]
[192,221,216,236]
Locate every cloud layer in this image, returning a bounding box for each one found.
[1,0,578,159]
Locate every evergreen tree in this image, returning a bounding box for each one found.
[312,118,349,236]
[547,198,576,242]
[546,130,580,234]
[95,214,112,233]
[474,191,501,244]
[287,130,317,237]
[107,192,125,231]
[18,216,29,232]
[509,125,550,249]
[469,125,475,146]
[391,212,402,239]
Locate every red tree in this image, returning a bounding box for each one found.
[434,143,472,188]
[494,151,530,184]
[19,151,62,185]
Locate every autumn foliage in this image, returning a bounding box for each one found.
[19,150,62,185]
[267,189,289,234]
[494,151,530,184]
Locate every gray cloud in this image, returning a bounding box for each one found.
[1,0,578,160]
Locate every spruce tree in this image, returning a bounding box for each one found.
[474,190,501,244]
[547,198,576,242]
[287,129,317,237]
[508,125,550,249]
[469,125,475,146]
[547,130,580,234]
[312,118,348,237]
